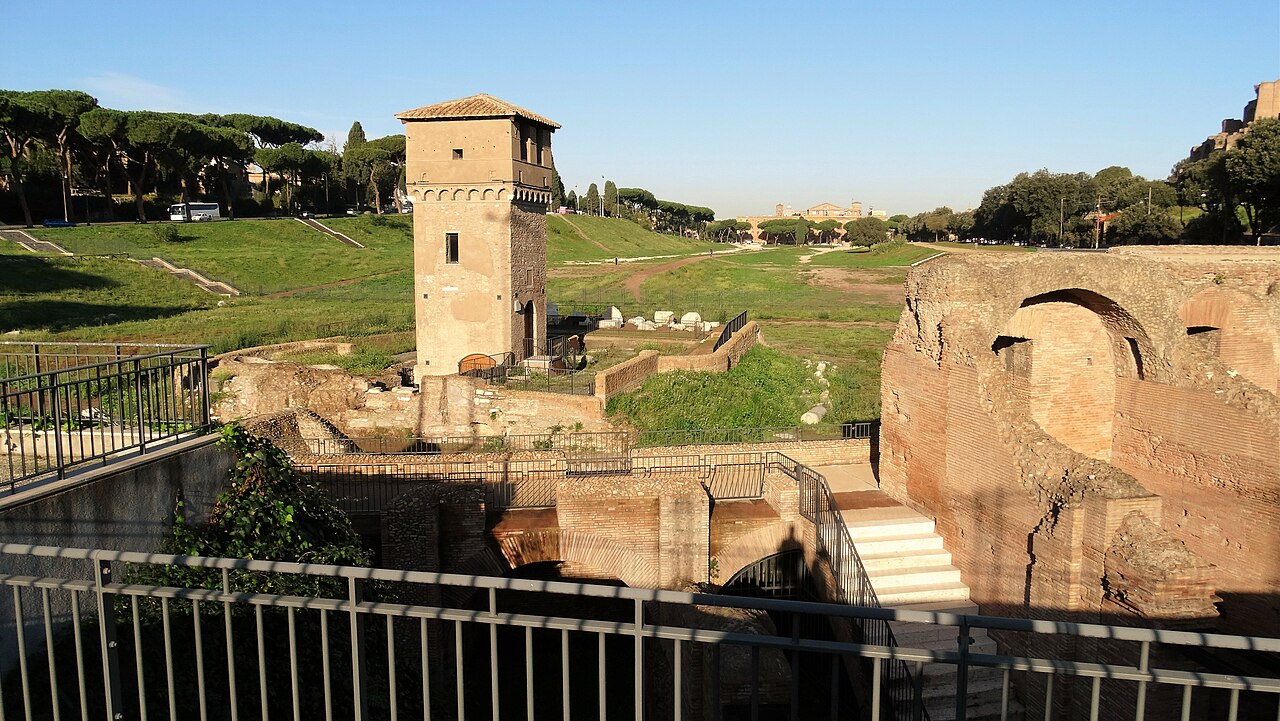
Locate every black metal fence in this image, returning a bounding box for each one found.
[713,310,749,352]
[781,456,922,720]
[1,343,211,490]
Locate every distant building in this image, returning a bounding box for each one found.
[736,200,883,242]
[1188,80,1280,161]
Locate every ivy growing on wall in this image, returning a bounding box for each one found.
[130,423,370,606]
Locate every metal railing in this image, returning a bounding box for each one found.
[299,450,777,513]
[293,421,878,457]
[1,344,211,489]
[778,456,922,719]
[2,543,1276,721]
[713,310,749,352]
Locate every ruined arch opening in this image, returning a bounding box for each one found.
[1179,289,1279,394]
[996,289,1150,461]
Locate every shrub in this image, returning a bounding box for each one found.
[150,224,180,243]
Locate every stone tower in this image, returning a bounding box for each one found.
[395,94,560,381]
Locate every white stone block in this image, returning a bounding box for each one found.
[800,405,827,425]
[605,306,624,321]
[680,311,702,326]
[654,310,675,325]
[598,319,624,329]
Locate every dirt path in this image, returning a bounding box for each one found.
[559,216,610,251]
[262,270,405,299]
[798,246,843,264]
[621,253,718,302]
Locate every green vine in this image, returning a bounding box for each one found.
[128,423,370,614]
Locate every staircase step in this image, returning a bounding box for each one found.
[859,547,954,572]
[846,516,936,541]
[867,564,963,589]
[876,581,970,605]
[852,532,945,555]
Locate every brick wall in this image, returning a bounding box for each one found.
[557,473,708,587]
[1111,377,1280,636]
[657,321,761,373]
[593,350,660,401]
[592,322,763,402]
[880,249,1278,641]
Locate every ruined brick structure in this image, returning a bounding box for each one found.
[879,247,1280,640]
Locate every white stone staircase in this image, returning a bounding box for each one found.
[844,506,1021,721]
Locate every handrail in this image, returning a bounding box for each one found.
[713,310,749,351]
[771,451,926,720]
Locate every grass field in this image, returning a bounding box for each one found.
[31,217,413,294]
[546,214,718,263]
[4,215,934,428]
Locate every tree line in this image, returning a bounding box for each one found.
[910,118,1280,247]
[560,178,715,236]
[0,88,409,225]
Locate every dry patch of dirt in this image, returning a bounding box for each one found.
[804,267,905,303]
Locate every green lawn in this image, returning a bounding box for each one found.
[546,215,719,263]
[551,258,904,322]
[8,213,907,427]
[31,217,413,295]
[807,244,941,267]
[0,243,213,334]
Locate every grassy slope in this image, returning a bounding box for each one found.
[31,216,413,294]
[546,215,718,263]
[0,243,213,333]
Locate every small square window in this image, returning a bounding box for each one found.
[452,148,463,160]
[445,233,459,264]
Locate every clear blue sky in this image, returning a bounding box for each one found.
[4,0,1278,217]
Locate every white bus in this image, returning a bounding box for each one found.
[168,202,221,221]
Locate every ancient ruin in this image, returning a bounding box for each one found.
[879,246,1280,640]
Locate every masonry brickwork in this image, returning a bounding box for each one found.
[878,247,1279,646]
[593,321,763,401]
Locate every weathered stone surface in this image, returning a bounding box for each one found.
[879,247,1280,638]
[654,310,675,325]
[680,311,702,326]
[800,405,827,424]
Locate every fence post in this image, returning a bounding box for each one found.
[94,557,125,720]
[133,358,146,454]
[50,376,65,479]
[198,348,211,430]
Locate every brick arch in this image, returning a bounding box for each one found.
[1179,288,1279,394]
[497,188,507,201]
[994,289,1153,461]
[711,520,809,586]
[452,188,465,201]
[486,528,660,588]
[482,188,495,200]
[468,188,479,201]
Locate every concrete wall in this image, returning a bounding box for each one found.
[878,248,1280,638]
[0,437,233,672]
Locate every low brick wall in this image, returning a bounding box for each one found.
[593,350,661,401]
[593,321,763,401]
[658,321,761,373]
[632,438,871,466]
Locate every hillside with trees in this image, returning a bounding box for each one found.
[0,88,410,225]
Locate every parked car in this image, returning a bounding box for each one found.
[299,210,315,219]
[42,219,76,228]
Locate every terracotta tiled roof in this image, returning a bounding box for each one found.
[395,93,560,128]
